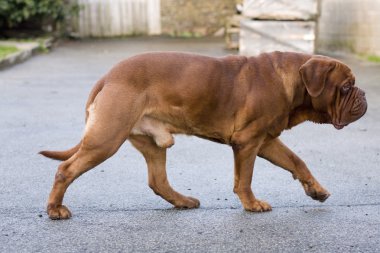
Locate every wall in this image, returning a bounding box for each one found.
[318,0,380,56]
[160,0,237,37]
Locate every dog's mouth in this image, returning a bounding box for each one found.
[333,123,347,130]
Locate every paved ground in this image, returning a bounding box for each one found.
[0,37,379,252]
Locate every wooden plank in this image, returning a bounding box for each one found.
[239,19,315,55]
[242,0,318,21]
[147,0,161,35]
[76,0,161,37]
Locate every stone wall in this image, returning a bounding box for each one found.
[318,0,380,56]
[160,0,238,37]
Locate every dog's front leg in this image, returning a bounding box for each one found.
[258,137,330,202]
[232,140,272,212]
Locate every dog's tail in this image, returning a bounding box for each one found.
[39,142,81,161]
[39,76,106,161]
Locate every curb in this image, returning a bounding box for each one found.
[0,37,55,70]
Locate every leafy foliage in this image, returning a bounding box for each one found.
[0,0,79,32]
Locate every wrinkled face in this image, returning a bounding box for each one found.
[300,56,367,129]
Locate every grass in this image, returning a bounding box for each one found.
[14,37,50,53]
[0,45,19,59]
[366,55,380,63]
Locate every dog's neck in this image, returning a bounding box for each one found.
[287,97,331,129]
[286,67,331,129]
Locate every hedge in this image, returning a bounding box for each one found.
[0,0,78,34]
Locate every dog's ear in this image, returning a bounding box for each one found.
[299,57,335,97]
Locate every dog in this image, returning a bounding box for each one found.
[40,51,367,219]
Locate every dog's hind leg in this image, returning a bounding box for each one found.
[129,135,200,209]
[47,86,145,219]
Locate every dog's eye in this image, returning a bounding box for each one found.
[341,84,351,94]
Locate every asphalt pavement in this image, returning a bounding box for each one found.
[0,37,379,252]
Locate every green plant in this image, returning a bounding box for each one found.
[0,0,79,33]
[0,45,19,59]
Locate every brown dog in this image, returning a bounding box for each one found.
[40,52,367,219]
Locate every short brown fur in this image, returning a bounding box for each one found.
[40,52,367,219]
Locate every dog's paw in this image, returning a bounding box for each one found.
[174,196,200,209]
[47,204,72,220]
[243,199,272,212]
[303,181,330,202]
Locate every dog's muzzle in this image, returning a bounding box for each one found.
[333,88,367,130]
[350,89,367,119]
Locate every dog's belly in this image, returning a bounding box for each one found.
[130,114,230,147]
[131,116,175,148]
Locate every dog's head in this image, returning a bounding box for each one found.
[299,56,367,129]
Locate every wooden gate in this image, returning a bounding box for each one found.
[75,0,161,37]
[239,0,318,55]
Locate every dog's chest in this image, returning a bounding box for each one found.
[266,115,289,138]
